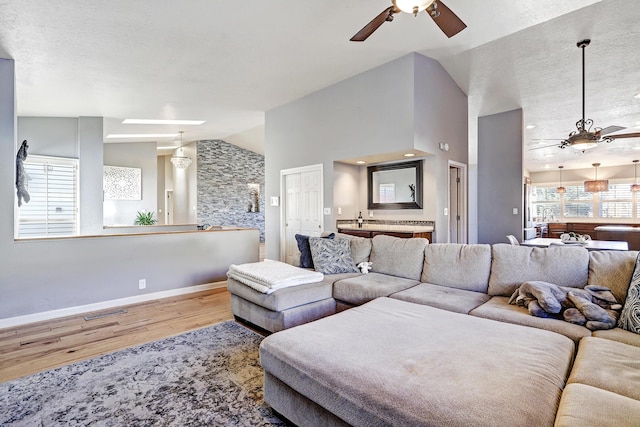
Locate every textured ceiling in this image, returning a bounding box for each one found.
[1,0,638,171]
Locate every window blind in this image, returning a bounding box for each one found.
[17,156,79,238]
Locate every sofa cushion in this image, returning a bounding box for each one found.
[568,337,640,401]
[309,237,358,275]
[333,272,419,306]
[555,383,640,427]
[369,235,428,280]
[260,297,574,427]
[422,243,491,293]
[336,233,372,265]
[588,250,639,304]
[469,296,591,343]
[488,244,589,297]
[592,327,640,348]
[227,274,354,312]
[390,283,491,314]
[618,252,640,334]
[295,233,335,268]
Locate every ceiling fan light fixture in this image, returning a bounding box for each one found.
[393,0,434,15]
[584,163,608,192]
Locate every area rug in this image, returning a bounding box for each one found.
[0,321,286,426]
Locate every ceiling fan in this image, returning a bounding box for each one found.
[350,0,466,42]
[531,39,640,152]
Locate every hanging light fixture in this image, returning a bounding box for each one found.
[632,160,640,192]
[557,166,566,194]
[584,163,608,192]
[170,131,192,169]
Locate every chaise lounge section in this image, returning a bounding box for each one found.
[229,234,640,425]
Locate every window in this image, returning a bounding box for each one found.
[17,155,79,238]
[532,186,561,221]
[600,183,632,219]
[563,185,593,218]
[533,180,639,222]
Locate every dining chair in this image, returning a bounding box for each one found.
[506,235,520,245]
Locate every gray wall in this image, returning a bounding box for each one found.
[197,140,265,241]
[265,53,467,258]
[1,59,259,321]
[18,116,104,235]
[478,109,523,243]
[103,141,158,226]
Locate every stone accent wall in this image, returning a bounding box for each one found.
[197,140,265,242]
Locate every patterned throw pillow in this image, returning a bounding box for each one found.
[618,252,640,334]
[295,233,335,268]
[309,237,359,275]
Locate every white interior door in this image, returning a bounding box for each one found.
[165,190,174,225]
[281,165,323,264]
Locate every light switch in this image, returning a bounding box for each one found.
[444,208,448,216]
[337,207,342,215]
[270,196,279,207]
[323,208,332,215]
[513,208,518,215]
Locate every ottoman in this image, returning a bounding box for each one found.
[260,297,575,426]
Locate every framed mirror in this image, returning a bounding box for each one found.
[368,160,422,210]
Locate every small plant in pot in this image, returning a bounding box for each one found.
[134,211,157,225]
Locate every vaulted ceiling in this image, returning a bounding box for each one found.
[1,0,638,171]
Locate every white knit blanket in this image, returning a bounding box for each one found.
[227,259,324,294]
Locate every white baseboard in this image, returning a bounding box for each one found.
[0,281,227,329]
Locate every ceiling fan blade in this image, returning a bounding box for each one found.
[608,132,640,139]
[427,1,467,38]
[600,125,626,136]
[350,6,396,42]
[528,143,560,151]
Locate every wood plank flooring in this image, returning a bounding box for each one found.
[0,286,235,383]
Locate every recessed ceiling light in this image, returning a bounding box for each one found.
[106,133,179,139]
[157,145,179,150]
[356,160,366,164]
[544,153,554,157]
[634,93,640,99]
[122,119,205,125]
[525,124,536,129]
[633,146,640,150]
[403,153,415,157]
[544,164,551,169]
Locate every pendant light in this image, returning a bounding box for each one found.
[557,166,566,194]
[584,163,608,192]
[170,131,192,169]
[632,160,640,192]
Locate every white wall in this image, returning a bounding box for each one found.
[172,142,197,224]
[103,141,158,226]
[265,53,468,258]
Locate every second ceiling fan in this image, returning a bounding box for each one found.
[350,0,466,42]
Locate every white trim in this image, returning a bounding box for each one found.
[0,281,227,329]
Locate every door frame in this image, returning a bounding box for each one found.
[279,163,324,262]
[448,160,468,243]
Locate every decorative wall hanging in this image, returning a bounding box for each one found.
[16,140,30,207]
[104,166,142,200]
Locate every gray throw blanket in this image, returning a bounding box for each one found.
[509,281,622,331]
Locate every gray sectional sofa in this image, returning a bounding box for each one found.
[228,234,640,426]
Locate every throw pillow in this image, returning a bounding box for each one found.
[309,237,359,275]
[618,252,640,334]
[295,233,335,268]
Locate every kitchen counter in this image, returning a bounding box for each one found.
[336,220,434,241]
[594,225,640,251]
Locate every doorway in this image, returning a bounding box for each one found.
[165,190,174,225]
[448,161,467,243]
[279,164,324,264]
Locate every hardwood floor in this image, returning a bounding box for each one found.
[0,286,235,383]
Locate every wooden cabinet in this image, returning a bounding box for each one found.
[547,223,568,238]
[339,228,432,242]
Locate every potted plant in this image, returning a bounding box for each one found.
[134,211,157,225]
